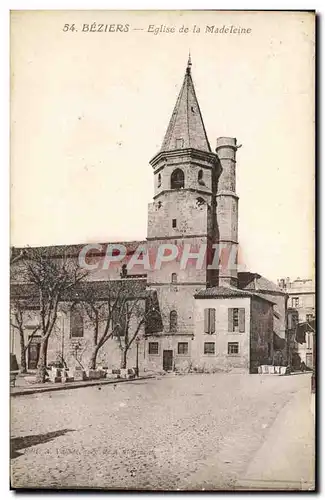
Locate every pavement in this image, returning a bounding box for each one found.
[10,372,315,491]
[236,385,315,490]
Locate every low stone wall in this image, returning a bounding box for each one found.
[258,365,288,375]
[106,368,136,379]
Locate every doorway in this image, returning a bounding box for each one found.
[163,350,173,371]
[28,339,41,370]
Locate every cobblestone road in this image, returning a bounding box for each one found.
[11,373,311,490]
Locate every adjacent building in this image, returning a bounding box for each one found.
[278,277,315,369]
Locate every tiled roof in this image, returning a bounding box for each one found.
[238,272,286,295]
[11,240,146,259]
[11,279,148,302]
[160,59,211,153]
[194,286,275,304]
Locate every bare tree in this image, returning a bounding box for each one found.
[10,299,40,373]
[115,295,155,370]
[78,281,131,370]
[11,247,87,382]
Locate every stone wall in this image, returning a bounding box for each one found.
[250,297,274,373]
[10,302,146,372]
[147,190,211,240]
[144,334,193,373]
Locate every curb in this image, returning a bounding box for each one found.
[311,392,315,422]
[10,375,154,397]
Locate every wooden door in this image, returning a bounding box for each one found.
[163,350,173,372]
[28,342,40,370]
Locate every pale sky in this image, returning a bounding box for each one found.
[10,10,315,282]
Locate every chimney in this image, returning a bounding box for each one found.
[216,137,240,288]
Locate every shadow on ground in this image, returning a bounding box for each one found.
[11,429,75,459]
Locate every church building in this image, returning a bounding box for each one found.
[10,57,288,374]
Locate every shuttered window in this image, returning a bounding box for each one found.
[228,308,245,332]
[204,308,216,334]
[239,309,245,332]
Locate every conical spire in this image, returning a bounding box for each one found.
[160,57,211,153]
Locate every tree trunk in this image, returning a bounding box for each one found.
[35,337,48,383]
[88,346,99,370]
[19,330,27,374]
[120,349,128,369]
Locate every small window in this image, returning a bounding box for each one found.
[292,297,299,308]
[171,273,177,283]
[170,310,177,332]
[198,169,205,186]
[70,305,84,338]
[204,308,216,334]
[176,138,184,149]
[228,308,245,333]
[204,342,215,354]
[228,342,239,355]
[172,219,177,228]
[157,173,161,188]
[120,263,127,278]
[148,342,159,355]
[178,342,188,355]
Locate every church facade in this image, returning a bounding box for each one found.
[10,58,288,374]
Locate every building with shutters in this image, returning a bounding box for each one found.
[192,289,274,373]
[278,277,316,370]
[10,56,285,374]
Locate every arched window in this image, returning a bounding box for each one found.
[198,169,205,186]
[171,273,177,283]
[157,173,161,188]
[170,310,177,332]
[70,304,84,338]
[170,169,184,190]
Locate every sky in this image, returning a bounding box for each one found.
[10,10,315,282]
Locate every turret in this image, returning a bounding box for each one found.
[216,137,240,287]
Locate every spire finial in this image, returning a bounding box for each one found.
[186,51,192,74]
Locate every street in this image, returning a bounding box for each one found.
[10,373,315,490]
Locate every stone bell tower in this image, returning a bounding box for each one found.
[146,56,219,335]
